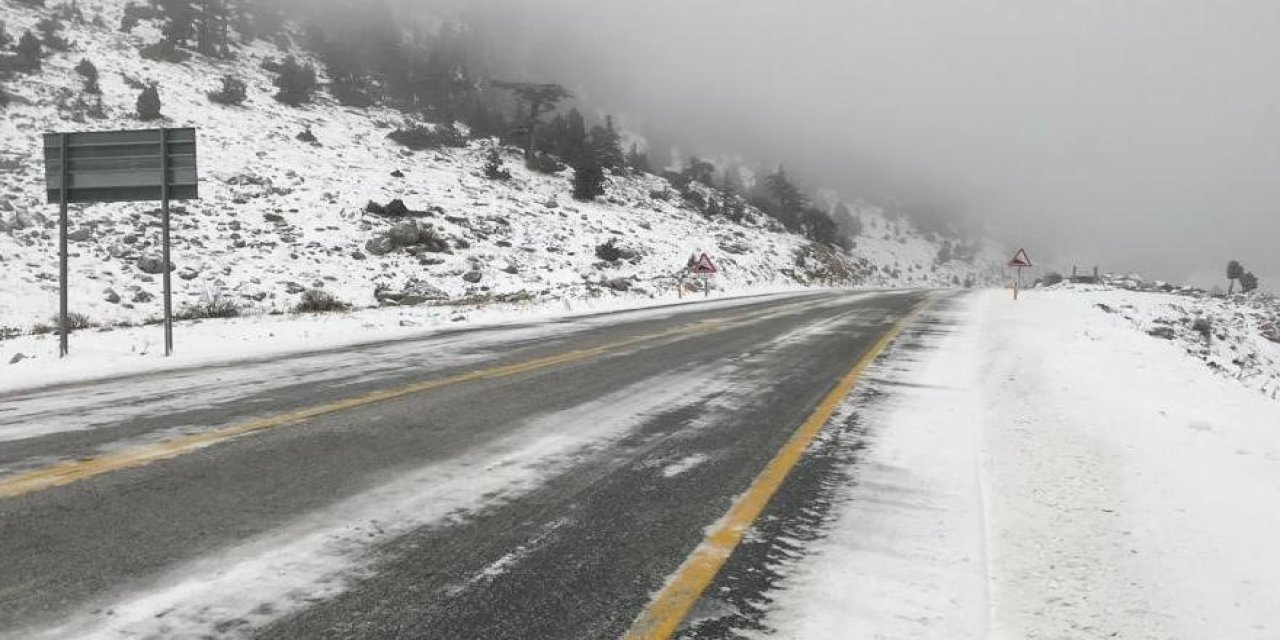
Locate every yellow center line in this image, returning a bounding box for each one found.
[0,300,822,501]
[623,297,931,640]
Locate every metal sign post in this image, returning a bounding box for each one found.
[160,128,173,356]
[58,134,69,358]
[43,128,199,357]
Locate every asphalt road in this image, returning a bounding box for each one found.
[0,290,932,639]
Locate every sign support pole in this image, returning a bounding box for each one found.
[1014,266,1021,300]
[58,133,70,358]
[160,128,173,357]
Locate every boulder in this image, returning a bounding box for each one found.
[462,271,483,284]
[137,255,173,275]
[365,236,394,256]
[384,199,410,217]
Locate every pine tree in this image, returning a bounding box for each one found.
[494,82,571,159]
[158,0,195,47]
[323,44,375,107]
[208,75,246,105]
[937,240,954,263]
[589,116,625,172]
[0,21,12,49]
[800,208,838,245]
[572,154,606,201]
[194,0,231,58]
[36,17,70,51]
[759,166,807,230]
[1227,260,1245,294]
[75,59,100,94]
[627,143,651,174]
[683,157,716,186]
[16,31,42,72]
[137,84,162,120]
[560,109,588,165]
[833,202,861,239]
[273,56,317,106]
[720,165,743,194]
[483,148,511,181]
[1240,271,1260,293]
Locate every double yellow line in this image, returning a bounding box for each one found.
[624,299,929,639]
[0,300,817,500]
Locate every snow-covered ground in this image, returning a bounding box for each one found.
[761,287,1280,639]
[0,0,1001,344]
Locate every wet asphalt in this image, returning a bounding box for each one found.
[0,290,932,639]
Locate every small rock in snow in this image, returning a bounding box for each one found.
[136,255,174,275]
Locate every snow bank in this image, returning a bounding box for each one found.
[761,288,1280,639]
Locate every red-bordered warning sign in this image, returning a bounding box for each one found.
[692,253,718,276]
[1007,248,1033,268]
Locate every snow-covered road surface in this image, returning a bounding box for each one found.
[754,289,1280,639]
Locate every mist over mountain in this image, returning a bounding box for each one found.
[337,0,1280,290]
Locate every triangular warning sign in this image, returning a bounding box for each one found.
[692,253,718,275]
[1008,248,1033,268]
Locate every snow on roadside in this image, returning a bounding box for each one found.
[751,295,989,639]
[759,288,1280,639]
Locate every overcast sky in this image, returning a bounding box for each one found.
[448,0,1280,288]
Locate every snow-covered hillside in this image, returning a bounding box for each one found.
[1039,277,1280,400]
[0,0,1001,339]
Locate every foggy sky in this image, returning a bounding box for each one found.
[432,1,1280,289]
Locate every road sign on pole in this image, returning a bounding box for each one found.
[1007,248,1033,300]
[692,253,717,277]
[690,253,718,298]
[42,128,200,357]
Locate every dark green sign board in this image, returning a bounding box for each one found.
[43,128,199,204]
[43,128,200,358]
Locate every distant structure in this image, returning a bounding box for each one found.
[1071,266,1101,284]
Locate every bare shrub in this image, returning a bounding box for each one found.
[294,289,349,313]
[177,289,241,320]
[387,123,466,150]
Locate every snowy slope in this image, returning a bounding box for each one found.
[748,288,1280,639]
[1044,278,1280,399]
[0,0,1000,339]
